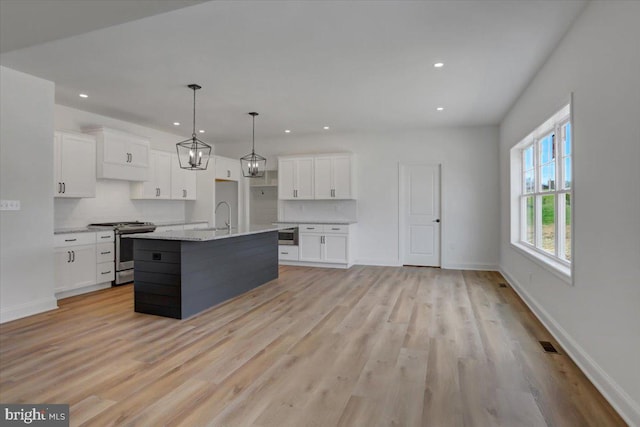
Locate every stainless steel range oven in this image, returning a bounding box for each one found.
[89,221,156,285]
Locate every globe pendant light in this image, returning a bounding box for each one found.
[240,112,266,178]
[176,84,212,170]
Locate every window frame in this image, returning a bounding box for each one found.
[510,101,573,283]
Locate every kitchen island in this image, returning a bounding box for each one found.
[125,225,280,319]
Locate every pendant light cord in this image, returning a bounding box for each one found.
[192,87,197,139]
[252,114,256,154]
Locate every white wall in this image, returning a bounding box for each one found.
[216,125,500,268]
[498,1,640,425]
[54,105,190,228]
[0,67,57,322]
[250,186,278,225]
[215,180,238,228]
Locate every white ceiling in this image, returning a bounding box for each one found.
[0,0,208,53]
[0,0,587,144]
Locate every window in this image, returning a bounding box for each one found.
[511,103,572,278]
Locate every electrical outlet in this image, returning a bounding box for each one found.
[0,200,21,211]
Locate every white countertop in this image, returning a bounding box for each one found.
[273,220,357,225]
[154,220,208,227]
[54,226,112,235]
[123,225,284,242]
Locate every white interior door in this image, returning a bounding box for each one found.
[401,164,441,267]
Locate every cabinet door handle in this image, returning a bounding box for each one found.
[62,182,66,193]
[100,251,111,255]
[281,252,289,255]
[307,227,315,230]
[101,235,110,239]
[331,228,340,230]
[67,251,71,263]
[71,250,75,262]
[64,238,77,242]
[183,189,186,198]
[58,182,61,194]
[129,153,132,163]
[101,271,112,275]
[227,170,231,178]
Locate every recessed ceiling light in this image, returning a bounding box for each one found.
[323,126,330,130]
[173,122,180,126]
[79,93,88,98]
[199,129,205,133]
[434,62,444,68]
[436,107,444,111]
[284,129,291,133]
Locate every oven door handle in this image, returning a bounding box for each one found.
[115,235,121,268]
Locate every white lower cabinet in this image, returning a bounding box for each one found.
[278,245,299,261]
[54,244,96,293]
[55,230,114,297]
[284,223,355,268]
[96,241,115,283]
[324,235,348,263]
[299,234,323,262]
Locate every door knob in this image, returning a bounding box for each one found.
[433,219,440,223]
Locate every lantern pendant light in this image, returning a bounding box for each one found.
[240,112,266,178]
[176,84,212,170]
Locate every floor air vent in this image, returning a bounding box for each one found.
[540,341,559,354]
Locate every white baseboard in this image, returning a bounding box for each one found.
[0,297,58,324]
[55,282,112,300]
[279,261,350,269]
[500,267,640,427]
[355,258,402,267]
[442,262,499,271]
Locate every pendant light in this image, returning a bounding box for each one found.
[176,84,212,170]
[240,112,266,178]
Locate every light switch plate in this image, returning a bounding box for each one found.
[0,200,21,211]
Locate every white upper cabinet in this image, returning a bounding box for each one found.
[314,154,355,199]
[332,155,355,199]
[215,156,241,181]
[88,127,150,181]
[54,131,96,198]
[130,150,171,199]
[171,154,197,200]
[279,153,355,200]
[278,157,314,200]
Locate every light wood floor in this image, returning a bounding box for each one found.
[0,266,626,427]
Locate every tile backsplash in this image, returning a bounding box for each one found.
[54,180,185,228]
[279,200,357,223]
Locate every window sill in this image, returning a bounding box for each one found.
[510,242,573,285]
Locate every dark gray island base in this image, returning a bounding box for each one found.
[130,228,279,319]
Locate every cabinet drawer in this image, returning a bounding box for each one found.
[55,232,95,247]
[279,245,299,261]
[97,262,115,282]
[96,230,114,242]
[299,224,323,233]
[96,242,115,263]
[324,225,349,234]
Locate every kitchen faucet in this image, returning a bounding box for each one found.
[215,201,231,232]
